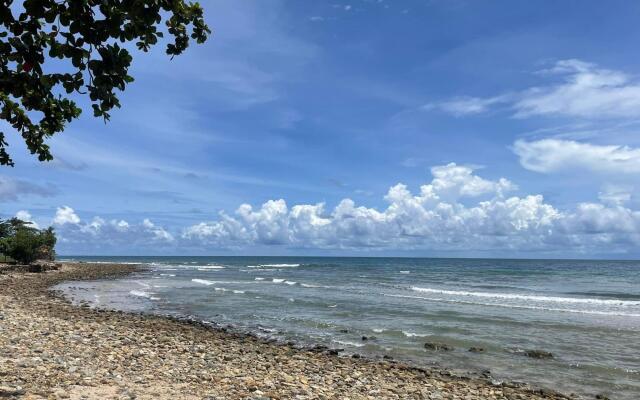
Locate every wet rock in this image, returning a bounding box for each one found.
[524,350,553,359]
[469,347,485,353]
[309,344,328,353]
[424,342,454,351]
[28,260,60,273]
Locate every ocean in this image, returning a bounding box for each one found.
[55,256,640,399]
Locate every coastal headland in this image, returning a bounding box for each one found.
[0,263,573,399]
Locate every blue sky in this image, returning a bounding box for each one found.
[3,0,640,257]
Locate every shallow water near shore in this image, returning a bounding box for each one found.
[55,256,640,399]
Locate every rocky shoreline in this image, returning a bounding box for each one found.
[0,262,577,399]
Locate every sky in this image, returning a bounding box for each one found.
[2,0,640,258]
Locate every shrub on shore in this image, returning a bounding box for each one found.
[0,218,56,264]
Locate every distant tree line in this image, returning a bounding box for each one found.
[0,218,56,264]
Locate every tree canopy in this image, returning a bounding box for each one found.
[0,217,57,264]
[0,0,211,166]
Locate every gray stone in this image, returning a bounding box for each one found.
[424,342,454,351]
[524,350,553,359]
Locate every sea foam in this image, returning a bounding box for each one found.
[410,287,640,306]
[197,265,225,270]
[192,279,216,286]
[386,294,640,317]
[248,263,300,268]
[129,290,159,300]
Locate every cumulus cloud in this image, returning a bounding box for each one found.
[36,164,640,255]
[0,175,57,201]
[53,206,81,225]
[513,139,640,174]
[180,163,640,254]
[15,210,39,229]
[50,206,174,252]
[428,59,640,119]
[420,163,516,199]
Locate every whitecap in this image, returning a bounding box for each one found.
[372,328,385,333]
[333,340,365,348]
[300,283,320,288]
[192,279,216,286]
[272,278,285,283]
[285,281,297,285]
[385,293,640,317]
[129,290,151,298]
[410,286,640,306]
[300,283,334,289]
[197,265,225,270]
[402,331,429,337]
[79,261,140,265]
[255,277,265,281]
[243,268,277,272]
[232,290,245,294]
[261,263,300,268]
[399,270,410,274]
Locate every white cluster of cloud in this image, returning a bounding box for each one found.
[14,210,39,229]
[180,163,640,253]
[515,59,640,118]
[427,59,640,119]
[53,206,81,225]
[50,207,174,250]
[15,163,637,255]
[513,139,640,174]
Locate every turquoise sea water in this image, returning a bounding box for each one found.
[56,256,640,399]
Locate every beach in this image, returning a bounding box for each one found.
[0,262,572,399]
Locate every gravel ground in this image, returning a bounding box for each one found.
[0,263,574,399]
